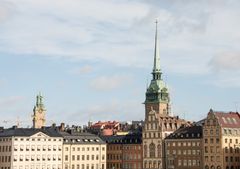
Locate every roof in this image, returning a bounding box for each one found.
[165,125,202,140]
[213,111,240,128]
[101,133,142,144]
[59,131,105,144]
[0,126,62,137]
[91,121,119,129]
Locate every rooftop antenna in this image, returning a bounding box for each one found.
[234,101,239,112]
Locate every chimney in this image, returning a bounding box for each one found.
[52,123,56,128]
[60,123,65,131]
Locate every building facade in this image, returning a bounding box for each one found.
[142,21,188,169]
[60,130,107,169]
[102,133,142,169]
[0,127,63,169]
[203,109,240,169]
[165,124,203,169]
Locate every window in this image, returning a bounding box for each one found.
[149,143,156,158]
[178,160,182,166]
[210,130,213,135]
[225,147,228,153]
[192,160,196,166]
[205,146,208,153]
[157,144,161,157]
[188,160,192,166]
[183,160,187,166]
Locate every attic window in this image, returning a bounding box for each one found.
[222,117,227,124]
[77,139,81,142]
[232,118,237,124]
[227,117,232,124]
[95,139,99,142]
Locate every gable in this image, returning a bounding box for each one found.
[30,131,50,138]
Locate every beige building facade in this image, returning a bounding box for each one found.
[61,131,106,169]
[203,109,240,169]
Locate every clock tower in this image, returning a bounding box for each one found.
[32,93,46,129]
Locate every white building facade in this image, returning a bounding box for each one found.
[0,127,63,169]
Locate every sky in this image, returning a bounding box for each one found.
[0,0,240,127]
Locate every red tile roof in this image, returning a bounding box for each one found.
[213,111,240,128]
[91,121,119,129]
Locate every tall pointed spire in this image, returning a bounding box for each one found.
[152,19,161,80]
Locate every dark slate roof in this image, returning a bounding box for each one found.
[101,133,142,144]
[165,125,202,140]
[59,131,106,144]
[0,126,62,137]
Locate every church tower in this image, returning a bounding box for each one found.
[145,20,171,117]
[32,93,46,128]
[142,21,187,169]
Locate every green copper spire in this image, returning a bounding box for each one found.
[36,92,44,108]
[152,20,162,80]
[145,20,169,104]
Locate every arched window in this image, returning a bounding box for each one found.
[144,161,147,168]
[226,166,229,169]
[144,145,147,158]
[149,143,156,158]
[211,166,215,169]
[158,161,161,168]
[157,144,161,157]
[225,147,228,153]
[217,166,221,169]
[205,165,209,169]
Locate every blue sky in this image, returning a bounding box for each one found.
[0,0,240,127]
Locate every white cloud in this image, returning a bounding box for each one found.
[61,99,144,125]
[0,0,240,77]
[70,65,93,75]
[209,52,240,72]
[89,74,132,91]
[0,96,25,108]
